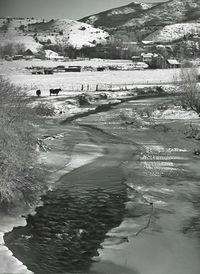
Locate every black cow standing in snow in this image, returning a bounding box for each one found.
[50,88,62,96]
[36,90,41,97]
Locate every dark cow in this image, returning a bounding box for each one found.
[36,89,41,97]
[50,88,61,96]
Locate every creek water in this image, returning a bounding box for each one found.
[1,97,200,274]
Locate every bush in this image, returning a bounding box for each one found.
[34,103,55,116]
[179,67,200,114]
[0,78,45,211]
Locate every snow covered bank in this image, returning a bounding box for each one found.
[0,215,33,274]
[152,106,199,120]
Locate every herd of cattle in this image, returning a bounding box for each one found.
[36,88,62,97]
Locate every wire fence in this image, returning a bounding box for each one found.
[63,81,180,92]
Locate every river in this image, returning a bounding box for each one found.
[1,96,200,274]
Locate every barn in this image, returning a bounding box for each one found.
[65,66,81,72]
[167,59,181,69]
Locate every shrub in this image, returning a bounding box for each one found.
[179,67,200,114]
[0,78,45,211]
[34,103,55,116]
[77,93,90,106]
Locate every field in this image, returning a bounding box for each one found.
[0,59,184,96]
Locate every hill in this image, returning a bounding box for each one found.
[0,17,109,53]
[80,1,160,29]
[80,0,200,43]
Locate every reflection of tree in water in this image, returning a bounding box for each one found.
[5,187,126,274]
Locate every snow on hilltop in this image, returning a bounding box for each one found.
[124,0,200,27]
[0,17,109,51]
[80,1,159,28]
[107,2,155,16]
[145,23,200,42]
[81,0,200,43]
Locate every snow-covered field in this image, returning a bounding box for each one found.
[5,69,180,95]
[0,59,183,95]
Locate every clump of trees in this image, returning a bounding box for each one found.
[179,67,200,114]
[0,78,45,212]
[0,43,26,58]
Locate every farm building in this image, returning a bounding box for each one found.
[12,55,23,60]
[30,67,54,74]
[141,53,156,64]
[166,59,181,68]
[65,66,81,72]
[97,66,106,71]
[45,50,65,61]
[24,49,34,56]
[54,65,66,72]
[44,68,54,74]
[131,56,142,62]
[31,68,44,74]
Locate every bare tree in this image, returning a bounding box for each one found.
[0,78,45,211]
[179,67,200,114]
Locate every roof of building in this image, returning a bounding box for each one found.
[141,53,159,58]
[123,42,138,45]
[142,41,155,45]
[131,55,141,59]
[167,59,180,65]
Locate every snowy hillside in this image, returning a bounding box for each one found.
[80,1,159,28]
[0,17,109,52]
[124,0,200,27]
[107,2,155,16]
[32,19,109,49]
[81,0,200,43]
[0,18,43,52]
[145,23,200,42]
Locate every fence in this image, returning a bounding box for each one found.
[65,80,180,92]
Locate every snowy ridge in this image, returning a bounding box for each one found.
[124,0,200,27]
[107,2,155,16]
[108,7,136,16]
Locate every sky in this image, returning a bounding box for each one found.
[0,0,169,20]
